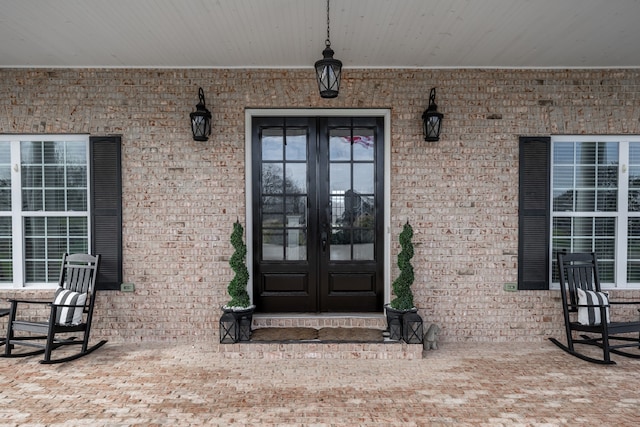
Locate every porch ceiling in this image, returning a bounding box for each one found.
[1,0,638,69]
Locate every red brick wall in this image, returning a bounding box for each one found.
[1,68,639,343]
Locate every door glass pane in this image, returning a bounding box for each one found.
[330,228,350,261]
[285,129,306,161]
[260,124,309,263]
[354,231,374,260]
[285,163,306,193]
[353,163,374,194]
[352,128,374,161]
[330,163,350,192]
[286,226,306,261]
[262,164,284,194]
[262,129,283,161]
[262,229,283,260]
[329,129,350,161]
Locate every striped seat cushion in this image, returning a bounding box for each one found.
[53,287,87,326]
[577,288,610,326]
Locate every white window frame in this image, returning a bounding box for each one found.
[551,135,640,289]
[0,134,91,289]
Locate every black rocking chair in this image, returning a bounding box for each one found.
[550,252,640,364]
[3,253,107,364]
[0,307,8,346]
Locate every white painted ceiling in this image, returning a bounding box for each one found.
[1,0,639,69]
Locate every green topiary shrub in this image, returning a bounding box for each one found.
[226,221,251,308]
[390,221,415,311]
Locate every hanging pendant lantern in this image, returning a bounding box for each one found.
[315,0,342,98]
[422,88,444,142]
[190,87,212,141]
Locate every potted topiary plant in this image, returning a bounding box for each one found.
[219,220,255,343]
[385,221,422,342]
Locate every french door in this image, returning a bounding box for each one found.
[252,117,384,312]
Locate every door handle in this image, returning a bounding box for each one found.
[321,231,328,252]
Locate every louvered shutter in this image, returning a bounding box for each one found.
[518,137,550,290]
[90,136,122,290]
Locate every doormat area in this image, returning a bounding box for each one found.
[250,327,384,343]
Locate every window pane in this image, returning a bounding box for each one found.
[553,189,573,211]
[0,217,12,282]
[67,165,87,187]
[0,142,10,211]
[23,216,88,283]
[574,190,595,211]
[22,189,43,211]
[44,165,65,187]
[575,166,595,187]
[67,190,87,211]
[44,189,65,211]
[553,166,574,188]
[65,141,86,164]
[69,238,88,254]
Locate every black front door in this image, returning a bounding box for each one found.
[252,117,384,312]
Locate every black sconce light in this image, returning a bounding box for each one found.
[315,0,342,98]
[422,88,444,141]
[190,87,212,141]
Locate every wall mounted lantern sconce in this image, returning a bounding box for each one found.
[190,87,212,141]
[315,0,342,98]
[422,88,444,141]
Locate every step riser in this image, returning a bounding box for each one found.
[217,342,424,360]
[252,314,387,330]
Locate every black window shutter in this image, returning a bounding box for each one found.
[90,136,122,290]
[518,136,551,290]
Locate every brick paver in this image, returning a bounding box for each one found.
[1,341,639,426]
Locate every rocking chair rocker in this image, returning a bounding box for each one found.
[3,253,107,364]
[550,252,640,364]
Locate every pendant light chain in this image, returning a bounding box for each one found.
[325,0,331,47]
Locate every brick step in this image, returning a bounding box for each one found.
[251,312,388,330]
[217,341,424,360]
[218,313,424,359]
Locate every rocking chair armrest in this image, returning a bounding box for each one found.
[571,302,610,309]
[608,300,640,305]
[51,302,85,309]
[6,298,52,305]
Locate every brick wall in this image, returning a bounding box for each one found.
[1,68,639,343]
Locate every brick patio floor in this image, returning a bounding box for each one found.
[1,341,639,426]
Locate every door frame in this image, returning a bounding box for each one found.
[244,108,392,311]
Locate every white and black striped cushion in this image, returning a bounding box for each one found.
[577,288,610,326]
[53,287,87,326]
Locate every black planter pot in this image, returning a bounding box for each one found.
[385,305,423,343]
[384,305,411,341]
[219,306,255,343]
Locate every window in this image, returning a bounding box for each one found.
[551,136,640,288]
[0,135,122,290]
